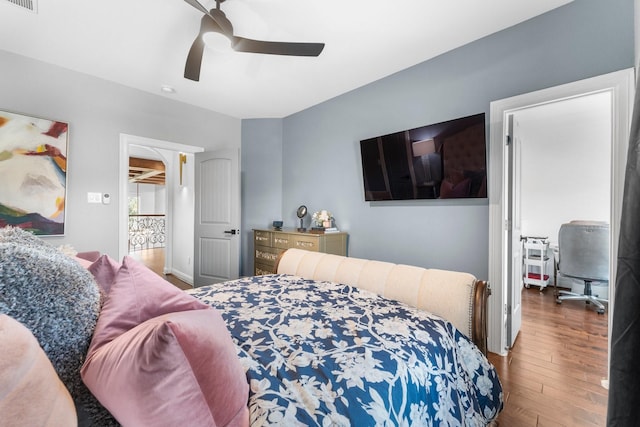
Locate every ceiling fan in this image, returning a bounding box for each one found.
[183,0,325,81]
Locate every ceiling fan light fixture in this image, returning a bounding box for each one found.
[182,0,324,81]
[203,32,233,51]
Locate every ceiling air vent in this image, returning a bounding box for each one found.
[4,0,37,13]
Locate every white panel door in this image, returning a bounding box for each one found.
[194,149,240,287]
[507,114,523,348]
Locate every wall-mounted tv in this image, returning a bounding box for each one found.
[359,113,487,201]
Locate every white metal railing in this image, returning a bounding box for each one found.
[128,214,166,252]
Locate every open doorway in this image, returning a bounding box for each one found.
[118,134,204,286]
[488,68,635,361]
[506,91,612,349]
[126,147,174,282]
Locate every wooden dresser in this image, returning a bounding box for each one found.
[253,229,348,275]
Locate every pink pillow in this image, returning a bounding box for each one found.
[87,255,209,353]
[0,315,77,426]
[76,250,101,263]
[81,310,249,427]
[87,254,121,294]
[73,255,94,269]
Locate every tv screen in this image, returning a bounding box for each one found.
[359,113,487,201]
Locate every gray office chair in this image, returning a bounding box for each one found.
[556,221,609,314]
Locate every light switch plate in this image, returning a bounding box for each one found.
[87,192,102,204]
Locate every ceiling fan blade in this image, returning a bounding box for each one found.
[183,0,210,16]
[184,15,225,81]
[184,36,206,81]
[232,37,325,56]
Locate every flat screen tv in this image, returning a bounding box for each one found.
[359,113,487,201]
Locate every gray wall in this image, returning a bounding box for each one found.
[241,119,283,274]
[0,50,241,258]
[242,0,635,278]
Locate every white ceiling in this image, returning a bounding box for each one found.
[0,0,572,119]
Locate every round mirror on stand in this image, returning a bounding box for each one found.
[296,205,307,232]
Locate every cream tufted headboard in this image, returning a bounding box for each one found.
[275,248,490,355]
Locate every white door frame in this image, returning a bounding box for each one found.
[118,134,204,265]
[488,68,635,356]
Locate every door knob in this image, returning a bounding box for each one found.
[224,229,238,235]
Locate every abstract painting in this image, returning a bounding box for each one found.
[0,110,68,235]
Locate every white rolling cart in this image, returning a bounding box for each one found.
[523,236,551,291]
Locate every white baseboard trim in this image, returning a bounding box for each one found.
[170,268,193,287]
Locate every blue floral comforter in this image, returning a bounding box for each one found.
[189,274,503,426]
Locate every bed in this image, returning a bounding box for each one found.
[0,225,503,426]
[187,249,503,426]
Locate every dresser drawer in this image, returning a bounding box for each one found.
[254,262,276,276]
[254,230,272,247]
[273,233,292,249]
[254,245,281,266]
[291,235,319,251]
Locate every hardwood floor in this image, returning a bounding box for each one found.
[129,248,192,290]
[488,286,608,426]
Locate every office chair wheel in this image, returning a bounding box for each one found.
[555,298,562,305]
[597,308,605,314]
